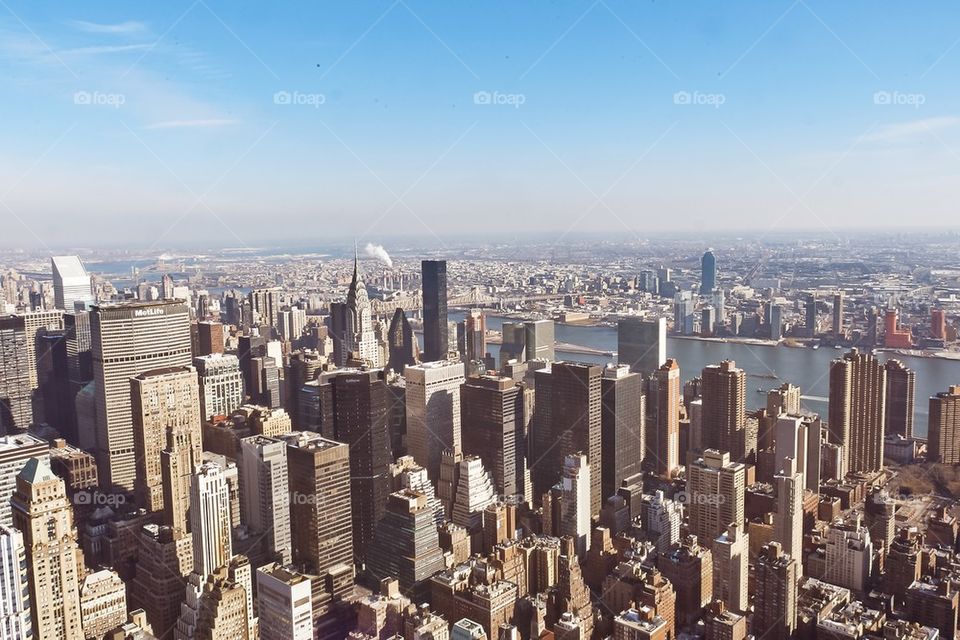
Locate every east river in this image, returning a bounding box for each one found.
[451,312,960,437]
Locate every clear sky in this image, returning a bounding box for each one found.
[2,1,960,249]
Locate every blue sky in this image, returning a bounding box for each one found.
[2,1,960,249]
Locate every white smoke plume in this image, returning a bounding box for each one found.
[364,243,393,268]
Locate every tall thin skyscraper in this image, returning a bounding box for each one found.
[190,460,233,578]
[0,524,32,640]
[131,366,202,513]
[239,436,291,565]
[11,457,83,640]
[833,291,844,339]
[524,320,555,362]
[617,317,667,376]
[0,316,31,432]
[331,369,393,567]
[91,301,192,490]
[51,256,93,312]
[712,523,749,614]
[774,456,804,577]
[558,453,592,559]
[541,362,603,516]
[648,359,680,478]
[340,253,383,368]
[600,363,643,501]
[421,260,448,362]
[700,249,716,294]
[929,386,960,464]
[700,360,746,460]
[828,348,886,474]
[405,360,465,481]
[884,359,915,438]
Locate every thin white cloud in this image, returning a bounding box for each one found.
[68,20,146,35]
[60,43,152,55]
[860,117,960,142]
[143,118,241,130]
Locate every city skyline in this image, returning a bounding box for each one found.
[3,2,960,248]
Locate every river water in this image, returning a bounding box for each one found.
[451,312,960,436]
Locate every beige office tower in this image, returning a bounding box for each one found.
[79,568,127,639]
[761,383,801,450]
[823,513,873,592]
[774,414,822,493]
[92,301,192,490]
[686,449,745,547]
[195,354,244,419]
[774,457,804,577]
[928,386,960,463]
[11,458,83,640]
[257,564,313,640]
[191,460,233,578]
[450,455,496,553]
[828,348,886,474]
[753,542,798,640]
[700,360,746,460]
[238,435,291,564]
[649,359,680,478]
[175,562,251,640]
[131,525,194,637]
[405,360,465,480]
[712,523,749,614]
[131,365,202,513]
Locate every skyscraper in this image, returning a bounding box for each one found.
[0,316,31,432]
[405,360,465,481]
[804,292,817,338]
[386,307,419,373]
[617,317,666,377]
[51,256,93,312]
[0,433,50,528]
[700,360,746,460]
[884,359,915,438]
[524,320,555,362]
[190,460,233,578]
[0,524,32,640]
[195,354,244,420]
[833,291,844,339]
[367,490,446,598]
[256,564,314,640]
[648,359,680,478]
[712,523,749,614]
[928,385,960,464]
[600,363,644,501]
[91,300,192,490]
[700,249,716,294]
[421,260,448,362]
[533,362,603,516]
[686,449,745,547]
[460,375,523,500]
[463,309,487,363]
[239,435,291,565]
[828,348,886,474]
[331,369,393,566]
[281,432,354,586]
[18,309,63,395]
[248,288,281,331]
[557,453,592,559]
[339,253,383,367]
[774,456,804,576]
[753,542,798,640]
[11,457,83,640]
[131,365,202,513]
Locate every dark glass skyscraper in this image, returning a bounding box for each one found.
[700,250,716,294]
[421,260,448,362]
